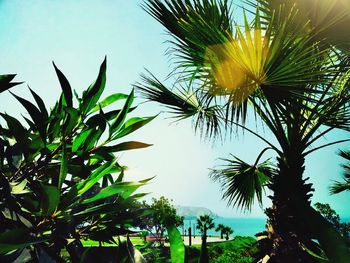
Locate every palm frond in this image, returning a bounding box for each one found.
[142,0,233,71]
[330,150,350,194]
[210,154,275,211]
[135,71,223,138]
[330,181,350,195]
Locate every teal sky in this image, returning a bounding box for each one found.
[0,0,349,218]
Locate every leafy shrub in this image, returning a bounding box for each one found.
[0,59,154,262]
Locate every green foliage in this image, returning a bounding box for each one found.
[215,224,225,239]
[222,226,233,241]
[210,155,275,211]
[186,237,257,263]
[0,60,154,262]
[196,214,215,236]
[315,202,350,238]
[137,196,184,247]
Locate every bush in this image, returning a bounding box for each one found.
[0,59,153,262]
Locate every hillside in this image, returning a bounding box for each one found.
[175,205,218,219]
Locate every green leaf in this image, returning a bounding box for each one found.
[77,160,118,195]
[100,141,152,152]
[58,143,68,190]
[72,129,93,152]
[62,108,79,135]
[0,229,49,254]
[29,87,48,120]
[53,62,73,107]
[91,93,128,113]
[0,113,30,154]
[10,179,30,194]
[112,116,156,139]
[11,92,46,139]
[82,181,147,204]
[84,127,104,152]
[210,155,274,211]
[167,225,185,263]
[40,184,60,216]
[81,57,107,114]
[73,203,119,218]
[0,74,23,93]
[109,89,134,137]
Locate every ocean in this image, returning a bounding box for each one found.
[182,217,266,237]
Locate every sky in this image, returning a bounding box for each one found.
[0,0,349,218]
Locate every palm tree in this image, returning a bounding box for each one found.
[215,223,225,239]
[137,0,350,262]
[196,214,215,263]
[222,226,233,241]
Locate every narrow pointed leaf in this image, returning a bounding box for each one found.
[100,141,152,152]
[11,92,46,139]
[72,129,93,152]
[81,57,107,114]
[109,89,134,137]
[58,143,68,189]
[113,116,156,139]
[91,93,128,113]
[29,87,48,120]
[77,159,118,195]
[53,62,73,107]
[167,224,185,263]
[0,74,22,93]
[82,181,145,204]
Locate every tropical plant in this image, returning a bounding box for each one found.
[215,224,225,239]
[0,59,154,263]
[222,226,233,241]
[137,0,350,262]
[215,224,233,240]
[137,196,184,246]
[136,196,185,262]
[196,214,215,263]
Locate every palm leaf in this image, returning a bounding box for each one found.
[330,150,350,194]
[210,155,275,211]
[135,71,223,138]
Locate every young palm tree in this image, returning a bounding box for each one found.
[215,223,225,239]
[196,214,215,263]
[137,0,350,262]
[222,226,233,241]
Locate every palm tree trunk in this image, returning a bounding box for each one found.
[199,228,209,263]
[265,153,318,263]
[265,149,350,262]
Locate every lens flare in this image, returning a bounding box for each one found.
[204,27,268,104]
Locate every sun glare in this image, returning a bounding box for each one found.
[204,27,268,104]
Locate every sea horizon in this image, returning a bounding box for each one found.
[181,217,267,237]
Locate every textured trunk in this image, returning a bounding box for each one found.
[265,150,350,262]
[265,151,317,263]
[199,228,209,263]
